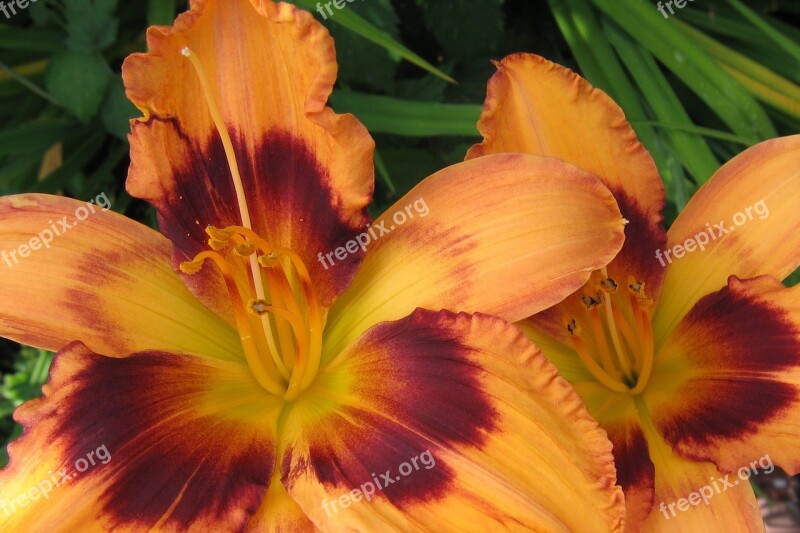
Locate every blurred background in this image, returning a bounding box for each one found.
[0,0,798,523]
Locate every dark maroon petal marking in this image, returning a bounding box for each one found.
[37,343,272,529]
[129,118,370,307]
[607,423,653,495]
[609,187,667,301]
[284,310,500,507]
[654,278,798,452]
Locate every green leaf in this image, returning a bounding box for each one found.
[0,119,78,156]
[147,0,176,26]
[377,147,446,198]
[288,0,454,83]
[45,50,111,123]
[604,21,719,185]
[419,0,504,60]
[64,0,119,53]
[589,0,776,143]
[393,71,449,102]
[330,90,481,137]
[674,20,800,120]
[100,75,137,140]
[0,26,62,53]
[33,127,106,192]
[548,0,677,201]
[0,423,21,469]
[326,0,399,92]
[725,0,800,63]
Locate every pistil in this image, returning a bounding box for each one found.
[180,47,323,399]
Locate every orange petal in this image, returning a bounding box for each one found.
[0,194,240,361]
[646,275,800,476]
[570,383,656,532]
[571,380,764,531]
[0,343,281,531]
[654,135,800,344]
[637,408,763,532]
[282,310,625,531]
[123,0,374,309]
[323,153,626,359]
[467,53,667,300]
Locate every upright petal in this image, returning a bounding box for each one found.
[281,310,625,531]
[0,343,281,531]
[647,276,800,476]
[0,194,240,361]
[467,53,667,300]
[323,153,626,359]
[123,0,374,311]
[654,136,800,345]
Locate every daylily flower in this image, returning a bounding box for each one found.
[468,52,800,532]
[0,3,630,530]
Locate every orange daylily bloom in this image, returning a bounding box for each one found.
[0,3,630,531]
[469,52,800,532]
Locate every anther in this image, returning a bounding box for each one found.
[208,238,228,251]
[581,291,603,310]
[179,259,204,275]
[566,318,582,336]
[600,278,618,293]
[206,226,236,241]
[258,252,280,267]
[248,299,270,315]
[234,242,256,256]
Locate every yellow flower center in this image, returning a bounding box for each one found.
[564,269,655,395]
[178,47,323,401]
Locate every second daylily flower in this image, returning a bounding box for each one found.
[470,52,800,532]
[0,2,629,530]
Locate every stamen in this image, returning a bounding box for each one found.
[182,48,253,230]
[629,308,655,394]
[567,321,631,394]
[180,252,286,396]
[600,290,636,383]
[234,242,256,256]
[183,50,325,399]
[247,300,309,362]
[183,48,283,383]
[586,306,623,380]
[627,278,655,394]
[600,277,618,293]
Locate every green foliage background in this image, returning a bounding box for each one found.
[0,0,798,467]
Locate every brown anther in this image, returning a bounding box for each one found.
[581,295,600,309]
[247,299,270,315]
[566,318,582,336]
[628,281,644,294]
[600,278,618,293]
